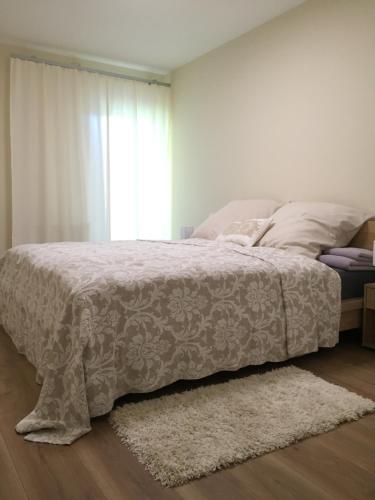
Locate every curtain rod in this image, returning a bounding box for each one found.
[11,54,171,88]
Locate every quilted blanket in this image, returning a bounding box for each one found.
[0,240,341,444]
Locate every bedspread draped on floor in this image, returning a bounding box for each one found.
[0,240,341,444]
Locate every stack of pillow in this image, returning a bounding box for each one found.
[191,199,372,260]
[319,248,374,271]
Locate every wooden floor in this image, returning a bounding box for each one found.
[1,328,375,500]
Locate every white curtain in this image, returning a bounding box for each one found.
[10,58,171,246]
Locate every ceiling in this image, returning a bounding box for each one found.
[0,0,304,73]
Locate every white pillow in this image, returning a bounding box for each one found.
[217,234,254,246]
[217,218,274,246]
[192,200,281,240]
[257,202,371,258]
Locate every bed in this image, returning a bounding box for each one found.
[0,239,340,444]
[0,201,372,445]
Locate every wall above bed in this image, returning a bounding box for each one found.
[171,0,375,238]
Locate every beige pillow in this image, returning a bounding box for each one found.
[222,218,266,235]
[217,218,274,246]
[216,233,254,246]
[258,202,371,258]
[192,200,281,240]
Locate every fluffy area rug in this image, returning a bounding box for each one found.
[110,366,375,487]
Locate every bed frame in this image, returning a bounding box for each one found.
[339,218,375,331]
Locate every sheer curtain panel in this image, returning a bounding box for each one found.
[10,58,171,245]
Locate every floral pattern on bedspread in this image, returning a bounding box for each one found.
[0,240,341,444]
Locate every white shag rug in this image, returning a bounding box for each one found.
[110,366,375,487]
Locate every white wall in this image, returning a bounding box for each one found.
[171,0,375,237]
[0,44,11,253]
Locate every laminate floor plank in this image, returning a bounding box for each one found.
[176,467,258,500]
[0,430,28,500]
[229,454,333,500]
[268,437,375,500]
